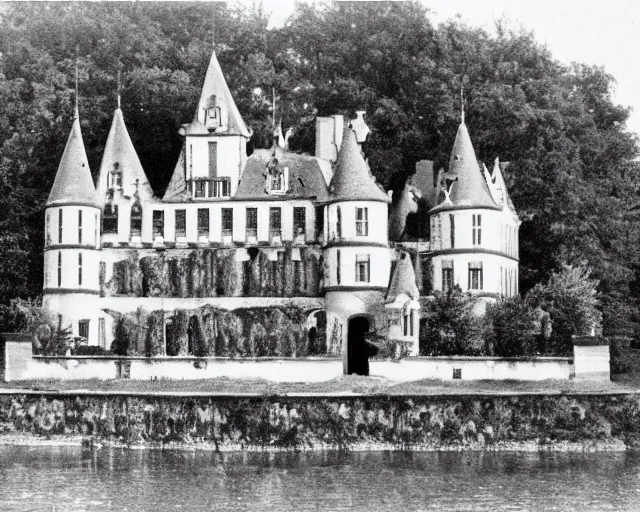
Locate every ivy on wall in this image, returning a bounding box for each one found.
[109,305,327,358]
[101,248,323,298]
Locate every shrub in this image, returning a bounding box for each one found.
[484,296,540,357]
[609,336,631,375]
[527,262,602,356]
[419,287,482,356]
[74,345,111,356]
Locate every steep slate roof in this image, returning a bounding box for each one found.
[97,108,154,201]
[386,253,419,303]
[47,111,99,208]
[430,122,499,213]
[235,148,329,200]
[162,144,188,202]
[328,128,390,203]
[195,51,250,138]
[494,159,518,215]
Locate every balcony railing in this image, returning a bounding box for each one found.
[189,178,231,199]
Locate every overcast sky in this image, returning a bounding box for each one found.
[253,0,640,137]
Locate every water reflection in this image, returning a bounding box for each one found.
[0,446,637,511]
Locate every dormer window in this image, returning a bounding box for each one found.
[205,95,221,130]
[109,162,123,189]
[265,152,288,194]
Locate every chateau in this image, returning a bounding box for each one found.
[42,49,520,374]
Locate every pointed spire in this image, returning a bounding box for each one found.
[116,69,121,110]
[492,158,518,214]
[328,128,389,203]
[460,83,465,124]
[47,114,98,208]
[386,252,419,303]
[74,56,79,117]
[195,51,250,137]
[430,122,499,212]
[96,108,154,201]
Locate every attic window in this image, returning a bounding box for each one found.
[110,162,123,188]
[454,155,461,161]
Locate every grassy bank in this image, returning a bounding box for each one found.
[0,375,634,396]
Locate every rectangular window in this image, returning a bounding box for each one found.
[246,207,258,239]
[78,210,83,244]
[102,205,118,234]
[269,207,281,237]
[78,320,89,339]
[315,206,324,239]
[468,262,483,290]
[197,208,209,237]
[45,213,51,246]
[293,207,306,236]
[78,253,83,286]
[442,260,453,291]
[222,208,233,237]
[449,214,455,248]
[58,209,63,243]
[355,254,370,283]
[410,310,415,337]
[403,313,408,336]
[472,214,481,245]
[336,206,342,239]
[337,250,341,284]
[153,210,164,238]
[208,141,218,178]
[356,207,369,236]
[57,252,62,287]
[175,209,186,237]
[99,318,105,348]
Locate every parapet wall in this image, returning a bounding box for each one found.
[4,354,573,382]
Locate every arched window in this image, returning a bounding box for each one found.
[130,202,142,237]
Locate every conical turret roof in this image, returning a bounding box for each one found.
[431,121,499,212]
[97,108,154,201]
[47,111,99,208]
[328,128,389,203]
[386,253,419,303]
[195,51,250,137]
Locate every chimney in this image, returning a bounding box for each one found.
[315,115,344,161]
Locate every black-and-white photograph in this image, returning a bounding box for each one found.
[0,0,638,510]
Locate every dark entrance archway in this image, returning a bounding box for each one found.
[347,316,370,376]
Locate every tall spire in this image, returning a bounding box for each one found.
[47,112,98,208]
[116,69,121,110]
[74,55,79,117]
[460,83,465,124]
[194,51,250,137]
[329,128,389,203]
[96,107,155,201]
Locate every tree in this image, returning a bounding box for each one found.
[419,287,481,356]
[527,262,602,355]
[483,296,541,357]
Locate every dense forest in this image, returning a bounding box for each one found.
[0,1,639,336]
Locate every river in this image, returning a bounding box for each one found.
[0,446,637,511]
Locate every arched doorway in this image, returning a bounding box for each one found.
[347,316,370,376]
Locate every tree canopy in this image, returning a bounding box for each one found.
[0,1,639,335]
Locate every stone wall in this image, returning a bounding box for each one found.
[0,393,638,449]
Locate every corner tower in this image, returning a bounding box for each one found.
[323,127,391,375]
[43,108,101,344]
[429,118,519,302]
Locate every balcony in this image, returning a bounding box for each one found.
[189,178,231,199]
[270,228,282,246]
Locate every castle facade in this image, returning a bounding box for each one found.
[42,49,519,373]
